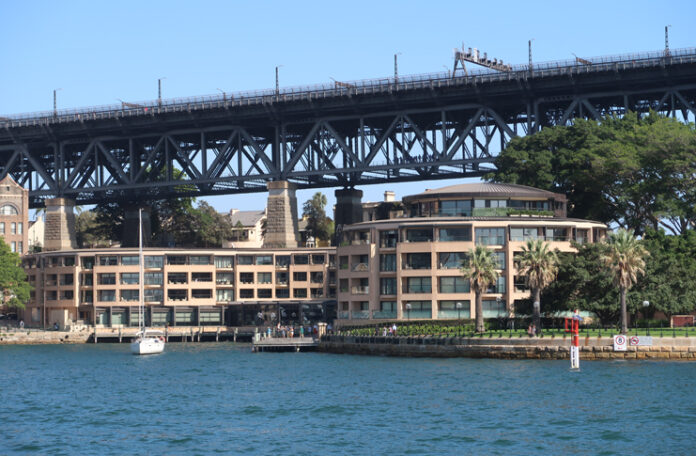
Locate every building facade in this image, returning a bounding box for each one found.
[0,175,29,255]
[336,183,607,323]
[22,247,336,329]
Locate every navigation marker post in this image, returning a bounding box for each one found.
[564,310,582,370]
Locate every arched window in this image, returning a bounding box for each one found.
[0,204,18,215]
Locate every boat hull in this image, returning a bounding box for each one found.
[130,337,165,355]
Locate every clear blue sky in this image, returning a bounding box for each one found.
[1,0,693,215]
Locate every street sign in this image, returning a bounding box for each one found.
[613,335,627,351]
[628,336,653,346]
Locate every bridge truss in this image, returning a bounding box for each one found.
[1,48,696,207]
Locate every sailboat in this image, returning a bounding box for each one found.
[130,208,165,355]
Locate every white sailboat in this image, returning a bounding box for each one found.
[130,209,165,355]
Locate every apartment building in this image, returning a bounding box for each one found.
[22,247,336,329]
[0,175,29,255]
[336,183,607,323]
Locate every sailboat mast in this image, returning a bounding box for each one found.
[139,208,144,331]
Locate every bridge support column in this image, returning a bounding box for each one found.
[43,198,77,251]
[333,188,363,244]
[263,181,299,248]
[122,206,152,247]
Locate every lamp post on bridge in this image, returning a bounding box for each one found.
[216,88,227,103]
[275,65,283,97]
[394,52,402,85]
[53,88,62,118]
[158,77,166,107]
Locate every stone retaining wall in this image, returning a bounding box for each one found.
[0,329,91,345]
[318,336,696,360]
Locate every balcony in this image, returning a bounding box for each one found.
[351,239,370,246]
[351,286,369,295]
[351,263,369,272]
[338,311,351,319]
[373,310,397,319]
[351,310,371,319]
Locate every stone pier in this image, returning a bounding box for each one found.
[122,206,152,247]
[43,198,77,251]
[263,181,299,248]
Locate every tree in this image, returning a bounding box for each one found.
[461,245,499,332]
[516,239,558,334]
[187,201,235,248]
[75,211,110,248]
[303,192,334,242]
[542,243,619,326]
[488,112,696,235]
[601,229,648,333]
[0,238,31,311]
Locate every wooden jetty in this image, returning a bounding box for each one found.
[252,335,318,352]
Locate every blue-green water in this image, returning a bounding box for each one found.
[1,344,695,455]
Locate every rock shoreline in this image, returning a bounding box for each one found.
[318,335,696,360]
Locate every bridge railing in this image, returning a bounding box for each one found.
[2,47,695,129]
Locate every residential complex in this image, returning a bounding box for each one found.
[336,183,607,323]
[22,247,336,329]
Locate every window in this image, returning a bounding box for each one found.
[438,252,467,269]
[167,255,187,265]
[120,256,139,266]
[510,227,539,242]
[380,230,398,248]
[405,253,431,270]
[60,290,74,300]
[258,289,272,299]
[145,256,164,268]
[380,301,396,312]
[98,290,115,302]
[439,227,472,242]
[438,300,471,318]
[439,276,470,293]
[380,277,397,295]
[294,254,309,265]
[547,228,567,241]
[190,256,210,265]
[404,301,431,312]
[293,288,307,298]
[482,299,506,318]
[493,252,506,270]
[216,289,233,301]
[121,290,139,302]
[256,255,272,265]
[258,272,272,284]
[214,256,234,268]
[475,228,506,245]
[406,228,433,242]
[239,273,254,284]
[144,272,163,285]
[0,204,18,215]
[120,273,139,285]
[240,289,254,298]
[485,276,506,294]
[0,222,4,234]
[99,256,118,266]
[60,274,73,286]
[276,288,290,298]
[351,254,369,271]
[276,255,291,268]
[64,256,75,266]
[168,273,187,284]
[293,272,307,281]
[575,229,589,244]
[405,277,431,293]
[81,273,93,286]
[310,271,323,284]
[168,290,187,301]
[10,222,16,234]
[339,256,349,270]
[380,254,396,272]
[98,273,116,285]
[439,200,472,217]
[311,254,325,265]
[237,255,253,265]
[192,273,212,282]
[339,279,348,293]
[276,271,288,285]
[192,289,212,299]
[216,272,233,285]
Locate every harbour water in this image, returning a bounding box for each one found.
[1,343,695,455]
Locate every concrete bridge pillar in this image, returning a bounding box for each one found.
[121,206,152,247]
[333,188,363,244]
[43,198,77,251]
[263,181,299,248]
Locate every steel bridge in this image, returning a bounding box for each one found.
[2,47,696,207]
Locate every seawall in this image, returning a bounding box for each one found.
[318,335,696,360]
[0,329,91,345]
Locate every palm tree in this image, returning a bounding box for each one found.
[517,239,559,335]
[461,245,499,333]
[601,229,648,333]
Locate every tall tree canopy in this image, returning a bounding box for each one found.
[0,239,31,310]
[488,112,696,235]
[302,192,334,242]
[461,245,499,333]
